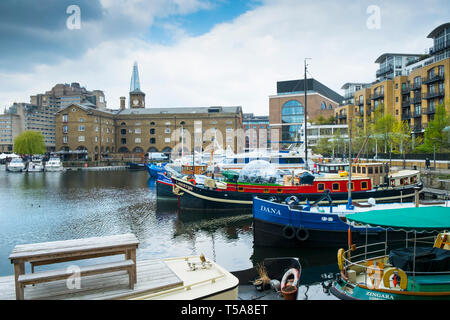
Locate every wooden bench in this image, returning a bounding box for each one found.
[9,234,139,300]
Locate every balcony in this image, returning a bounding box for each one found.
[423,107,436,115]
[412,124,423,133]
[376,65,394,78]
[401,112,412,120]
[401,86,410,94]
[338,114,347,120]
[371,92,384,100]
[430,40,450,54]
[411,82,422,91]
[411,95,422,104]
[423,90,445,100]
[413,110,422,118]
[401,100,411,108]
[422,74,444,84]
[357,100,364,106]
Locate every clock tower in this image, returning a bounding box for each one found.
[129,61,146,108]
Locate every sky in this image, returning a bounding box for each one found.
[0,0,449,115]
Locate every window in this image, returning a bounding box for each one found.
[135,138,141,143]
[95,126,99,132]
[150,128,155,134]
[317,183,325,191]
[165,138,171,143]
[150,138,156,144]
[165,128,171,134]
[150,121,155,126]
[121,138,126,144]
[361,181,368,190]
[79,118,84,122]
[63,125,68,133]
[95,136,98,142]
[332,183,340,191]
[63,136,68,144]
[321,102,326,110]
[78,125,85,132]
[368,167,373,174]
[281,100,304,141]
[78,136,85,142]
[62,114,68,122]
[135,128,141,134]
[121,129,126,135]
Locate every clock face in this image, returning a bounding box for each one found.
[133,99,139,106]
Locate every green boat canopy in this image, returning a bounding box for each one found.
[346,206,450,232]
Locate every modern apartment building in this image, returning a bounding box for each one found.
[339,23,450,140]
[0,111,22,152]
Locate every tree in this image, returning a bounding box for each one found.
[391,120,412,168]
[416,103,450,153]
[14,131,46,155]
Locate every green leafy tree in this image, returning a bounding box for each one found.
[391,120,412,168]
[416,103,450,153]
[13,131,46,155]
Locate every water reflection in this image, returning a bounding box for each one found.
[0,169,339,299]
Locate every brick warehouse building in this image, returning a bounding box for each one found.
[55,63,244,160]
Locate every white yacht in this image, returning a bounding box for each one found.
[6,158,25,172]
[27,156,44,172]
[45,157,64,172]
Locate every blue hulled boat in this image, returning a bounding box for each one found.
[251,193,440,248]
[146,163,167,178]
[156,171,177,199]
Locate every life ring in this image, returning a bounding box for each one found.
[382,267,408,290]
[189,178,196,185]
[337,248,346,271]
[296,228,309,241]
[282,225,296,240]
[281,268,300,289]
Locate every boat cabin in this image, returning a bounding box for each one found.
[317,163,349,174]
[181,164,209,175]
[351,162,389,186]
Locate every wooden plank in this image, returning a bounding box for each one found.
[0,258,183,300]
[19,260,134,284]
[9,234,139,260]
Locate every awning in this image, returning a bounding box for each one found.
[346,206,450,232]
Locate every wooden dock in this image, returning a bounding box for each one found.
[0,259,183,300]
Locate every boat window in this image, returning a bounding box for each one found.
[410,176,415,183]
[361,181,368,190]
[277,188,283,193]
[238,186,244,192]
[380,166,383,173]
[375,167,378,174]
[317,183,325,191]
[332,183,339,191]
[362,167,366,174]
[264,189,269,193]
[368,167,373,174]
[352,166,356,173]
[357,166,361,173]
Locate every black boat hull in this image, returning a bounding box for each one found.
[156,179,177,199]
[173,178,422,214]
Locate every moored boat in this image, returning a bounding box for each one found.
[330,207,450,300]
[252,195,448,248]
[44,157,64,172]
[172,160,423,214]
[126,254,239,300]
[27,156,44,172]
[6,157,25,172]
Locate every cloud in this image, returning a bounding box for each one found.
[0,0,448,115]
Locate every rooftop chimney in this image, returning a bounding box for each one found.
[120,97,126,110]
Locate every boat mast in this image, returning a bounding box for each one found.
[347,116,354,210]
[304,58,310,170]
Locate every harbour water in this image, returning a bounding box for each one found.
[0,166,338,300]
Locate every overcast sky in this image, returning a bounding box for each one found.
[0,0,448,115]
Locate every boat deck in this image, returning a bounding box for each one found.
[0,259,183,300]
